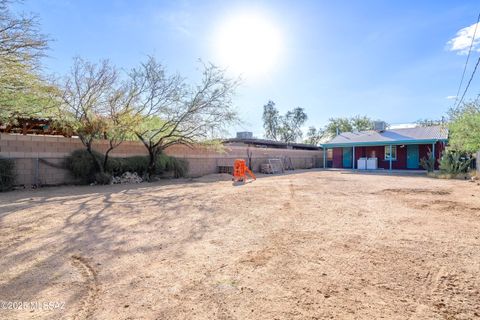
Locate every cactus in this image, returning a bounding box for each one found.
[438,150,472,174]
[420,149,436,172]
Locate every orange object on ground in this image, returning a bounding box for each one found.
[233,159,256,182]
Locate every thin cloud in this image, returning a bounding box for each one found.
[446,95,457,100]
[447,22,480,55]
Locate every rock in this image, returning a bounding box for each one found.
[112,172,143,184]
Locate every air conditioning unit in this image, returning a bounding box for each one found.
[236,131,253,139]
[373,121,386,132]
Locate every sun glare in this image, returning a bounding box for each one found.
[214,12,283,78]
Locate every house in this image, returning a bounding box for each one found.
[321,125,448,170]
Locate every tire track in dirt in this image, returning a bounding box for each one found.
[71,255,99,320]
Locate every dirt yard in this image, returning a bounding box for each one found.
[0,170,479,319]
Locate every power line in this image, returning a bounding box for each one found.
[456,56,480,108]
[453,12,480,108]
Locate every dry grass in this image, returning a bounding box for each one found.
[0,170,479,319]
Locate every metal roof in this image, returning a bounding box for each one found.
[322,125,448,147]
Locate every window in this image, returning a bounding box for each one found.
[384,145,397,160]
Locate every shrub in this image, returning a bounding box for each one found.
[65,149,188,184]
[439,150,472,175]
[167,157,188,178]
[0,158,15,192]
[94,172,112,185]
[120,156,149,176]
[65,149,102,184]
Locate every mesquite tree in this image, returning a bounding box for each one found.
[59,58,136,176]
[131,57,239,180]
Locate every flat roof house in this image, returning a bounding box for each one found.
[321,125,448,170]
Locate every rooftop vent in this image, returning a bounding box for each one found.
[373,121,387,132]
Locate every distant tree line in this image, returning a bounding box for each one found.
[262,100,380,145]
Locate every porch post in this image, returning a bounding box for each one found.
[432,142,436,169]
[389,144,392,171]
[352,146,355,169]
[323,147,326,168]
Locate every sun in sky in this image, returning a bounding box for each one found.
[213,11,283,78]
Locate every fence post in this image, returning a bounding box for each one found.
[477,151,480,175]
[34,157,39,187]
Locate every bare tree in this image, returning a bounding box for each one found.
[131,57,240,180]
[59,58,129,176]
[102,80,139,170]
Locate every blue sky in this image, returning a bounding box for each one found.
[18,0,480,137]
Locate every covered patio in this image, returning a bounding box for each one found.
[321,126,448,171]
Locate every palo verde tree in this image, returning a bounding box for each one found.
[131,57,240,180]
[0,0,56,124]
[59,57,137,178]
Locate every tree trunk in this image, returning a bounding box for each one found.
[145,147,157,181]
[103,147,114,174]
[86,144,104,174]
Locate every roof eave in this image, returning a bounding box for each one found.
[321,138,448,148]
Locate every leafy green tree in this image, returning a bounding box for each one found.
[0,0,54,124]
[324,115,375,138]
[448,101,480,153]
[304,126,324,145]
[262,100,280,140]
[262,101,308,143]
[324,117,353,137]
[350,115,374,131]
[279,107,308,143]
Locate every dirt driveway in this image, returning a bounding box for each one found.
[0,170,479,319]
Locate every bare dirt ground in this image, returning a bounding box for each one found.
[1,170,479,320]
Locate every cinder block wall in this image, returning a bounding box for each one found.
[0,133,324,185]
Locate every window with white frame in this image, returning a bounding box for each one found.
[384,145,397,160]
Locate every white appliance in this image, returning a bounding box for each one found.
[357,158,367,170]
[367,157,378,170]
[357,157,378,170]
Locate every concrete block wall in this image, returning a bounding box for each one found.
[0,133,324,185]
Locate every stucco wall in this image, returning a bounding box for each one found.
[0,134,324,186]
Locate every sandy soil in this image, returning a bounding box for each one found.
[0,170,479,319]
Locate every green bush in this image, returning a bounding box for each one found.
[439,150,472,175]
[166,157,188,178]
[65,149,188,184]
[0,158,15,192]
[118,156,149,176]
[65,149,102,184]
[94,172,112,185]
